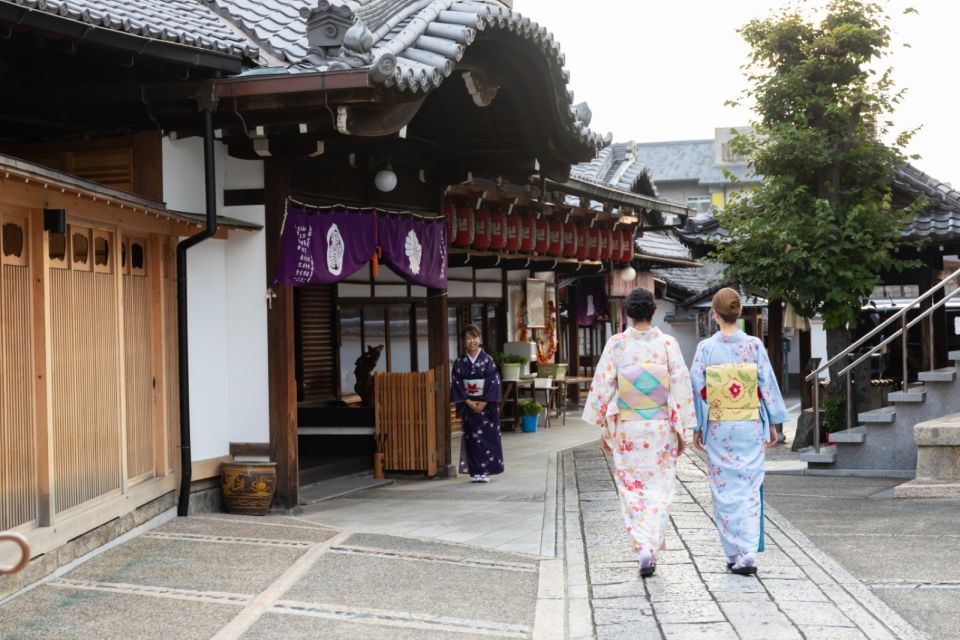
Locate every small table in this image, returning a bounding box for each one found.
[562,376,594,409]
[500,378,535,431]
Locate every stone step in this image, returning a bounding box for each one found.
[801,444,837,464]
[888,390,926,403]
[829,426,867,443]
[951,350,960,363]
[858,407,896,424]
[919,368,958,383]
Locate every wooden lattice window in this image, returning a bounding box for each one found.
[93,230,113,274]
[71,227,92,272]
[127,238,146,277]
[1,219,27,266]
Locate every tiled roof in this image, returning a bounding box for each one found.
[653,264,725,296]
[205,0,607,150]
[636,231,692,261]
[680,164,960,245]
[2,0,258,59]
[629,139,756,185]
[571,142,655,194]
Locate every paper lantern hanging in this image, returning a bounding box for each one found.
[519,216,535,253]
[599,228,612,261]
[504,215,520,252]
[548,219,563,256]
[444,202,456,245]
[587,226,600,260]
[575,224,589,260]
[534,217,549,253]
[562,222,577,258]
[619,229,634,262]
[452,205,474,247]
[488,210,506,250]
[472,208,491,250]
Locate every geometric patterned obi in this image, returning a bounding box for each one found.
[617,363,671,422]
[705,363,759,421]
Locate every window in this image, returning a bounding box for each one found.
[686,195,712,214]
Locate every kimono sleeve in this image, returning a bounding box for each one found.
[757,341,789,426]
[666,337,697,431]
[450,357,467,405]
[482,355,502,404]
[582,335,623,426]
[689,341,709,432]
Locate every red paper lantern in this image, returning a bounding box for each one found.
[562,222,577,258]
[519,216,535,253]
[619,229,634,262]
[535,218,549,253]
[504,215,520,252]
[548,220,563,256]
[587,227,601,260]
[444,202,455,244]
[489,210,506,250]
[472,208,491,250]
[575,224,589,260]
[599,228,612,261]
[453,205,473,247]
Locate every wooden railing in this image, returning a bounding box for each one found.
[374,368,440,476]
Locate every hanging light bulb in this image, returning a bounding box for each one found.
[374,160,397,192]
[620,265,637,282]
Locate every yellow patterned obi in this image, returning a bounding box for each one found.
[705,363,759,421]
[617,363,671,422]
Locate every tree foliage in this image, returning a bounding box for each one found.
[715,0,920,330]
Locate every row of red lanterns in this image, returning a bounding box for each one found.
[445,204,634,263]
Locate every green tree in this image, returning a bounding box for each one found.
[716,0,920,385]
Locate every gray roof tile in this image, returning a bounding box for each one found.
[3,0,258,60]
[636,231,692,261]
[204,0,607,151]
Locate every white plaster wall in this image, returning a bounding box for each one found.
[162,136,269,461]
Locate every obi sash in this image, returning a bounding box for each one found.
[705,363,759,421]
[463,378,485,398]
[617,363,671,422]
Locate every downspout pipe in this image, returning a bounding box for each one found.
[177,107,219,517]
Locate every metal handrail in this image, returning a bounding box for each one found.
[805,265,960,452]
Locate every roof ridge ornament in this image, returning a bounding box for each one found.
[301,1,361,50]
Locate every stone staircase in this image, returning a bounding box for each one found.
[802,350,960,476]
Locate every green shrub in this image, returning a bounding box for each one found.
[821,393,847,433]
[519,400,543,416]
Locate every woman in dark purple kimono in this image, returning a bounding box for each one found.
[451,324,505,482]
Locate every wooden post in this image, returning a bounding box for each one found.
[767,298,784,392]
[264,158,299,510]
[427,286,452,475]
[799,329,813,410]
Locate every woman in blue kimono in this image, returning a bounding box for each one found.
[451,324,504,482]
[690,288,788,575]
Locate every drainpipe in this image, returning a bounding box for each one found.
[177,107,219,517]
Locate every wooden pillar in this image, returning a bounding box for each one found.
[427,286,452,475]
[767,298,784,391]
[265,158,299,510]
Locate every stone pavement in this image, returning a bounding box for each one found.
[565,443,927,640]
[0,414,935,639]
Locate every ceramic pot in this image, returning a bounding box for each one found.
[220,461,277,516]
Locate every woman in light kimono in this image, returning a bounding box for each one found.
[451,324,505,482]
[690,287,788,576]
[584,288,696,577]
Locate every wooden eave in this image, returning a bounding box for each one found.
[0,154,260,235]
[547,176,691,218]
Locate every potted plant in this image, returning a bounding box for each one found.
[519,399,543,432]
[220,460,277,515]
[820,393,846,445]
[497,353,528,382]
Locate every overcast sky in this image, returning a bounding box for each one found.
[516,0,958,184]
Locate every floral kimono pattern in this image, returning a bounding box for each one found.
[451,349,505,476]
[583,327,697,555]
[690,331,789,559]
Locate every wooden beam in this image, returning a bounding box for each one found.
[264,158,299,510]
[767,299,784,393]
